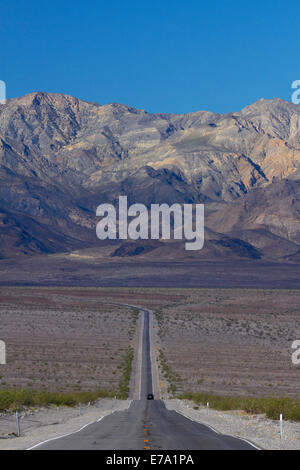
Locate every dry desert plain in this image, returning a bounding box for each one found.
[0,288,139,394]
[0,287,299,400]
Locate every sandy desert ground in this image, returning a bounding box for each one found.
[151,289,300,398]
[0,287,139,393]
[0,287,299,399]
[0,287,299,450]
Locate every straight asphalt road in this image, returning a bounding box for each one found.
[32,308,258,450]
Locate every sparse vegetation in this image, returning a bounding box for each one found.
[179,392,300,422]
[0,388,114,412]
[117,347,134,399]
[158,349,181,395]
[152,289,300,398]
[0,288,140,394]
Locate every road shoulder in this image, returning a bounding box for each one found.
[165,399,300,450]
[0,399,131,450]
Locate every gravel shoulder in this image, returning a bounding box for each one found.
[166,399,300,450]
[130,310,143,400]
[0,399,131,450]
[149,310,161,400]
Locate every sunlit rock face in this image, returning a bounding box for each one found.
[0,92,300,259]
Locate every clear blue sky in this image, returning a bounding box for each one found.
[1,0,300,114]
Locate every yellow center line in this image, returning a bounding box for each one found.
[144,425,150,449]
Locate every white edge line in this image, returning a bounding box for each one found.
[148,313,153,394]
[84,303,261,451]
[224,435,262,451]
[173,410,220,434]
[27,401,132,450]
[139,313,144,401]
[172,409,262,450]
[148,310,159,400]
[26,420,96,450]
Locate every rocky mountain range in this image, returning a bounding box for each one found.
[0,92,300,262]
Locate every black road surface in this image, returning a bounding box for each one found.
[34,309,258,450]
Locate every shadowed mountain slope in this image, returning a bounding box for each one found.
[0,92,300,262]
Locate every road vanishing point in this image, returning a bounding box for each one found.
[31,307,258,450]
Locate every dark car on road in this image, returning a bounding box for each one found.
[147,394,154,400]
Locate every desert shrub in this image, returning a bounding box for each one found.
[0,388,114,412]
[117,347,134,399]
[178,392,300,422]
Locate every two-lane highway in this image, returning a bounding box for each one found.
[139,308,153,399]
[32,308,258,450]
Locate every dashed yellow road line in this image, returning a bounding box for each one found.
[144,424,150,449]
